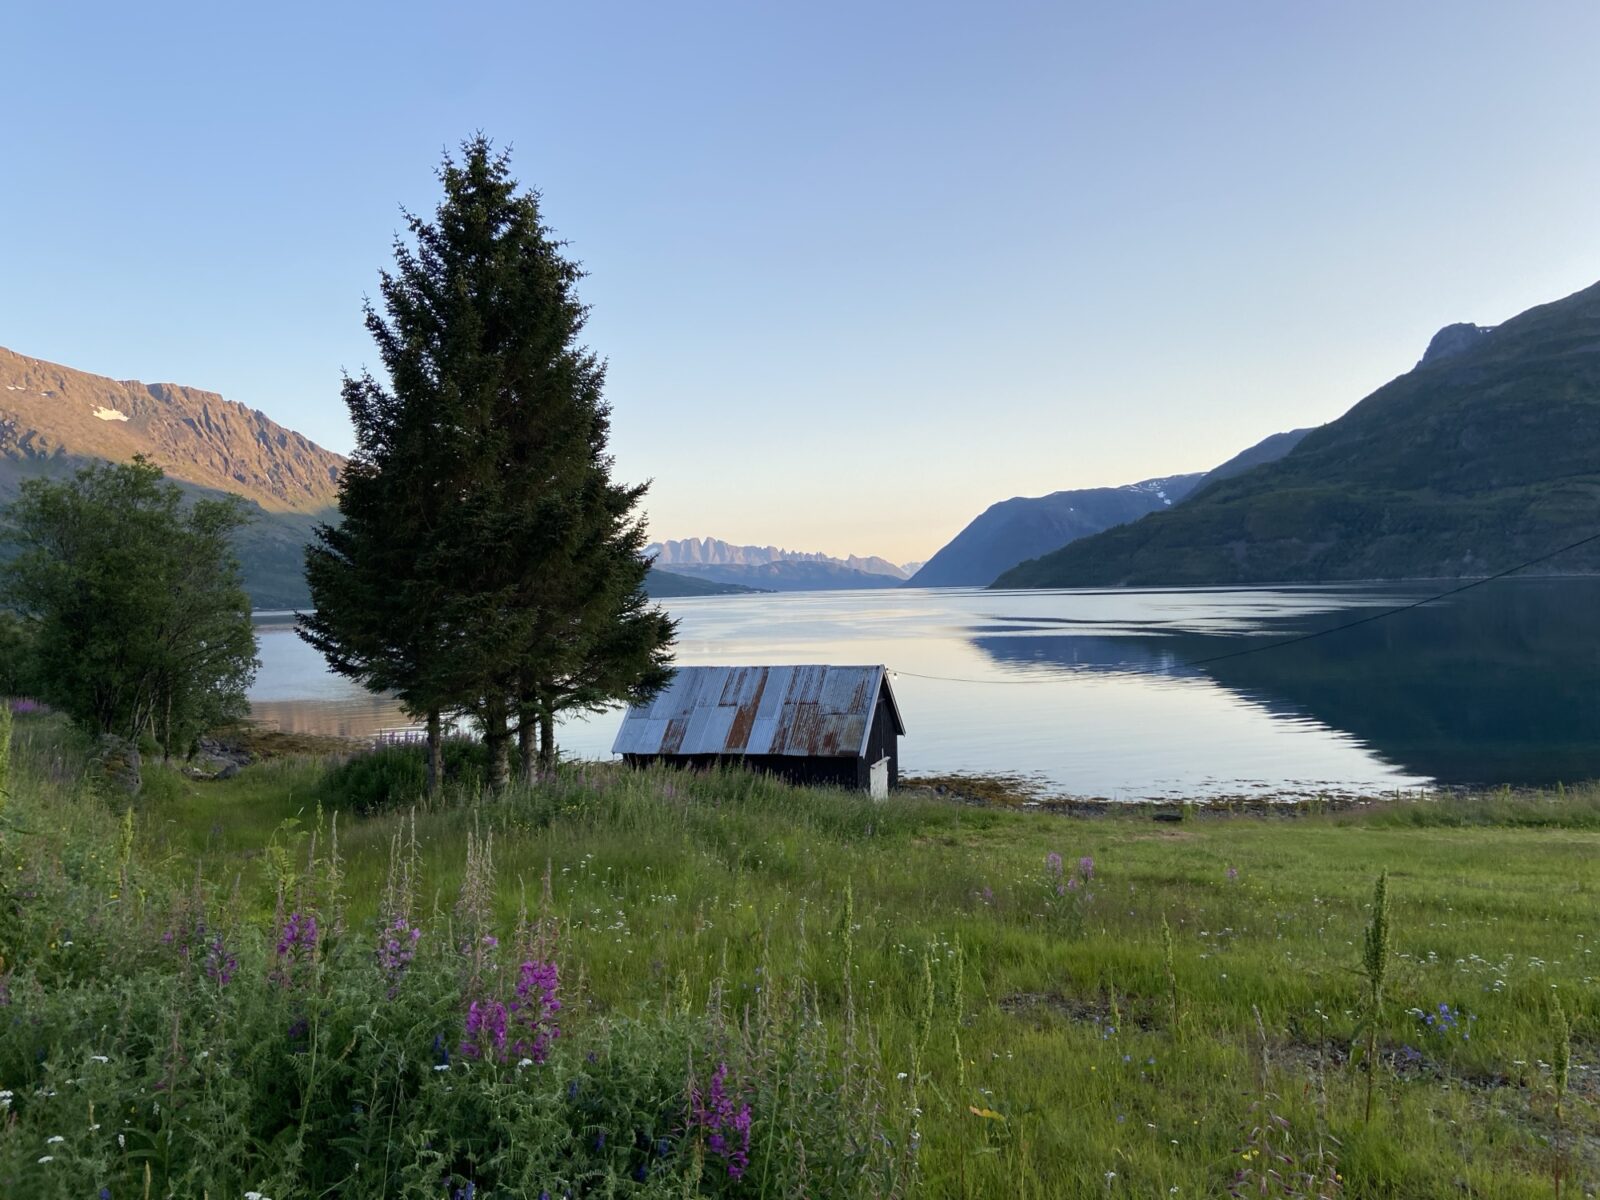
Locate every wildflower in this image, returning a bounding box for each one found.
[461,999,509,1061]
[1045,852,1064,877]
[1080,856,1095,880]
[509,959,561,1064]
[204,935,237,987]
[271,912,319,987]
[276,911,319,957]
[46,1134,64,1144]
[38,1156,53,1164]
[692,1062,753,1180]
[377,917,421,995]
[90,1055,110,1064]
[1225,866,1239,882]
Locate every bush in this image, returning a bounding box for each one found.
[319,737,487,813]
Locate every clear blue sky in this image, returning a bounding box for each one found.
[6,1,1599,563]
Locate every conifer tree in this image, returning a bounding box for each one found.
[303,137,674,789]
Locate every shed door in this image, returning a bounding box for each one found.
[869,756,889,800]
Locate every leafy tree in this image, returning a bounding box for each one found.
[0,612,37,697]
[303,137,675,790]
[0,459,258,754]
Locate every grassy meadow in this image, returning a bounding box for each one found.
[2,714,1596,1198]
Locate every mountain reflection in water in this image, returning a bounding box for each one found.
[247,579,1600,797]
[968,578,1600,787]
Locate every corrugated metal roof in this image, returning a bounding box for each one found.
[611,665,905,759]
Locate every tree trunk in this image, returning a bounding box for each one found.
[426,709,442,797]
[517,704,536,784]
[538,707,556,771]
[484,697,510,793]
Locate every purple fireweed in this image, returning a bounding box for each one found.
[692,1062,753,1181]
[510,959,561,1064]
[460,958,561,1064]
[271,912,319,986]
[461,999,509,1061]
[1045,852,1097,912]
[377,917,421,996]
[277,912,319,957]
[203,935,237,987]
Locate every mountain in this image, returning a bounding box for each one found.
[993,280,1600,588]
[0,346,345,608]
[643,568,765,597]
[650,559,903,592]
[1194,427,1314,488]
[648,536,907,591]
[906,474,1203,588]
[907,425,1315,591]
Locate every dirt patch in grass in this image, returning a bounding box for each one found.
[998,990,1163,1033]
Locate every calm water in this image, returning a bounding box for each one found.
[249,578,1600,799]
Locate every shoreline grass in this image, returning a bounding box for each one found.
[2,715,1596,1196]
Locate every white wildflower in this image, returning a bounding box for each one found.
[46,1135,65,1144]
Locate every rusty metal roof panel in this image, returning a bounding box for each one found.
[610,664,901,758]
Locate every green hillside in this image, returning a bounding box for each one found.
[995,280,1600,588]
[643,566,765,596]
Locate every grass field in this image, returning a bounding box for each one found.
[2,715,1596,1197]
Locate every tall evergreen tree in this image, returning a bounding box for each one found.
[303,137,675,789]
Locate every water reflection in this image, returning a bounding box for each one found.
[967,578,1600,786]
[246,580,1600,796]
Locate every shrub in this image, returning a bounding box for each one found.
[319,737,487,813]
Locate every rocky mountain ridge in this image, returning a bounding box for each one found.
[648,536,908,579]
[909,427,1314,590]
[994,284,1600,588]
[0,347,344,514]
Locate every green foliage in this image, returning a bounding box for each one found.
[0,741,904,1198]
[0,458,257,752]
[0,612,37,696]
[319,739,488,813]
[0,703,9,833]
[302,137,675,790]
[1360,871,1392,1125]
[5,733,1599,1196]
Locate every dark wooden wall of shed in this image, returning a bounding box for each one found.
[862,681,900,788]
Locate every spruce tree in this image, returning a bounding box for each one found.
[303,137,675,790]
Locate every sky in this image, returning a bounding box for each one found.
[5,2,1600,565]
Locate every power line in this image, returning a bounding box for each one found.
[889,667,1048,686]
[888,528,1600,684]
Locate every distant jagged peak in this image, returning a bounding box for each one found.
[1419,322,1494,367]
[646,535,909,579]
